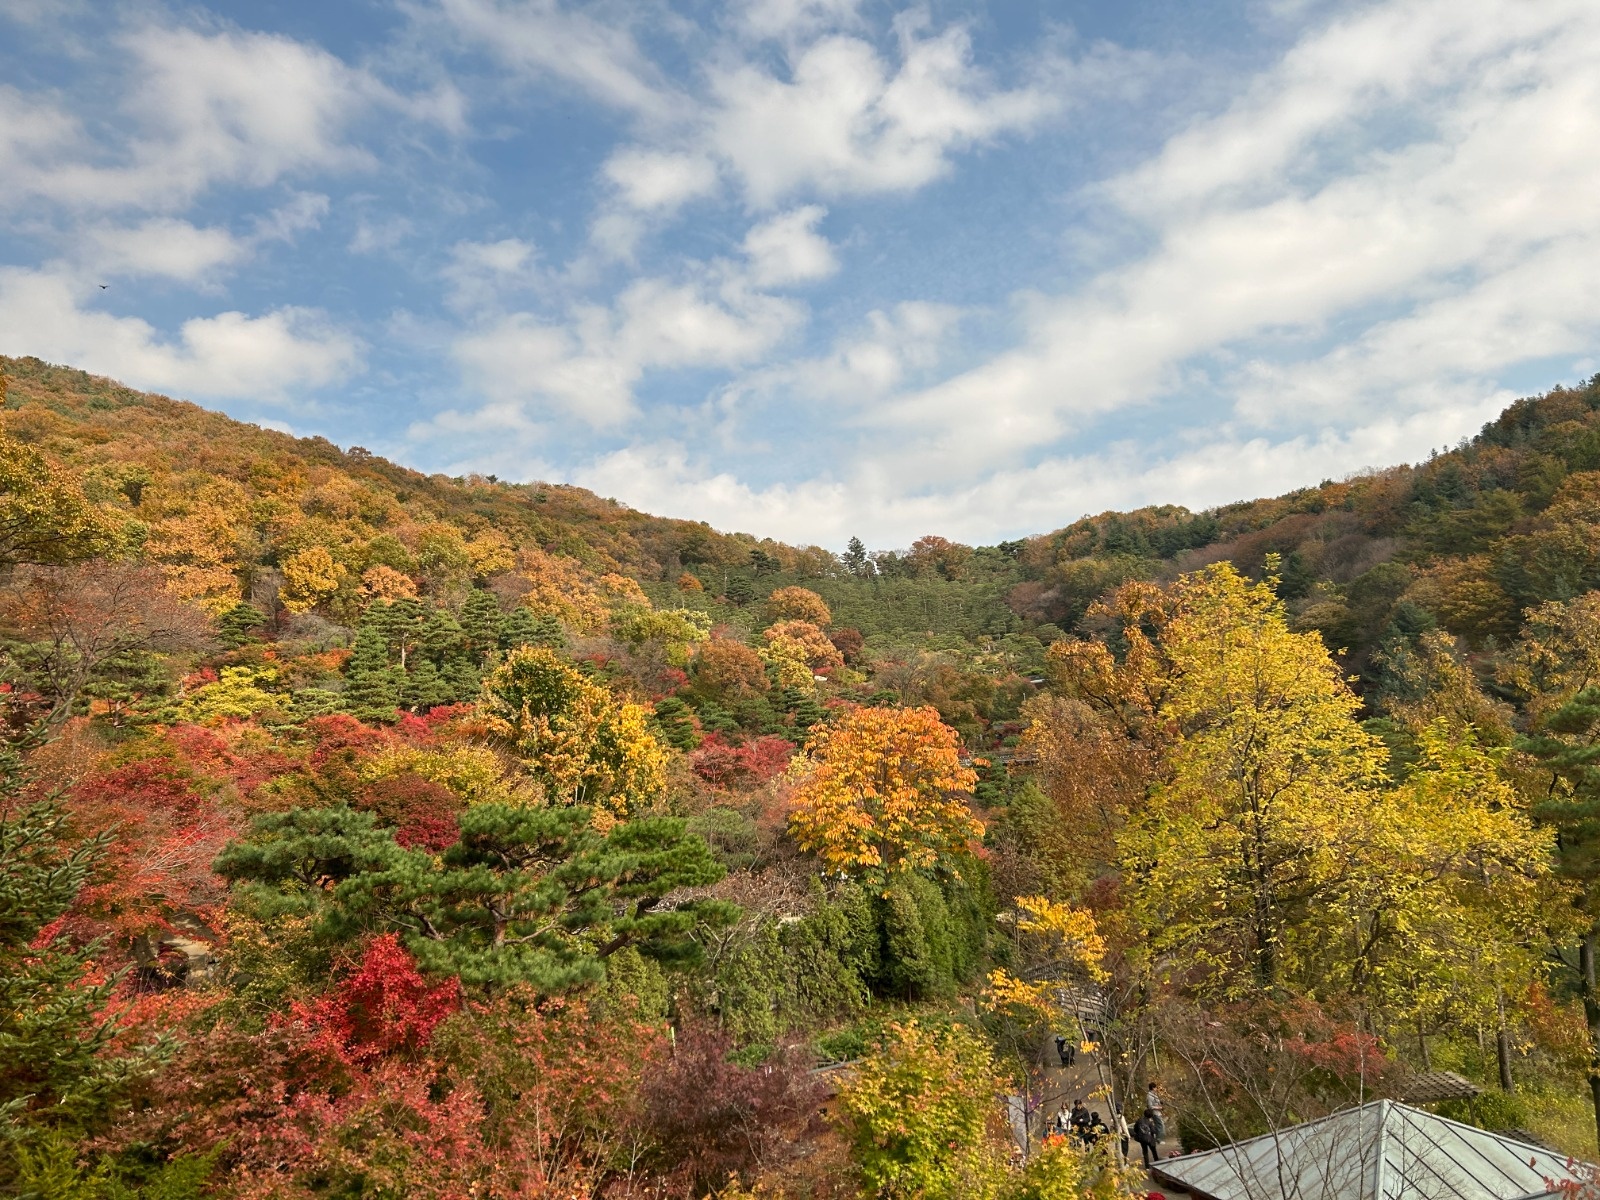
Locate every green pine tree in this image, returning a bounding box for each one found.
[500,606,564,651]
[216,602,268,648]
[342,622,401,722]
[1519,684,1600,1140]
[373,598,427,668]
[402,656,454,713]
[217,803,735,994]
[459,588,505,660]
[1,748,164,1162]
[651,696,699,750]
[418,606,464,665]
[441,655,482,705]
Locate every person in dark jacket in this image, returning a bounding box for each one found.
[1131,1111,1159,1167]
[1055,1033,1075,1067]
[1069,1099,1090,1140]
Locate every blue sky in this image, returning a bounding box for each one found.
[3,0,1598,549]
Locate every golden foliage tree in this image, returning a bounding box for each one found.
[983,896,1107,1023]
[517,546,608,633]
[1117,563,1389,993]
[144,475,251,612]
[764,585,831,628]
[0,432,117,569]
[478,646,667,821]
[788,704,980,882]
[360,563,418,603]
[1324,722,1557,1029]
[762,619,843,687]
[280,545,347,614]
[692,638,769,698]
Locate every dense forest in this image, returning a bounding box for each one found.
[5,352,1600,1199]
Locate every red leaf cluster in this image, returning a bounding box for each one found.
[689,733,795,790]
[357,771,462,850]
[292,934,461,1064]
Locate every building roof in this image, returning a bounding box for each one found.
[1151,1100,1589,1200]
[1394,1072,1481,1105]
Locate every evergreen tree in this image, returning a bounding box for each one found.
[843,536,871,578]
[418,606,464,666]
[373,597,428,668]
[403,656,454,713]
[442,656,482,705]
[652,696,699,751]
[459,588,505,659]
[693,699,740,737]
[218,803,735,994]
[1519,684,1600,1138]
[343,621,401,722]
[216,601,268,648]
[0,749,161,1159]
[777,685,827,733]
[500,605,564,651]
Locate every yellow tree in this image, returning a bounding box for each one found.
[517,546,608,633]
[0,432,117,568]
[1118,563,1388,994]
[788,704,980,883]
[1322,722,1558,1066]
[762,619,843,687]
[765,585,831,627]
[477,646,667,822]
[360,563,418,603]
[983,896,1107,1022]
[144,475,251,611]
[280,545,347,613]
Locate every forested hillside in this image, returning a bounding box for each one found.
[5,354,1600,1199]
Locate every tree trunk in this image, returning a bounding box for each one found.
[1495,984,1515,1093]
[1579,932,1600,1152]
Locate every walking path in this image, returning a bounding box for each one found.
[1029,1032,1184,1194]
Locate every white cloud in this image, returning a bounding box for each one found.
[253,192,331,243]
[349,215,414,255]
[603,148,718,211]
[742,205,837,287]
[443,238,540,312]
[566,392,1506,548]
[2,26,450,213]
[738,0,864,42]
[431,0,678,119]
[708,25,1055,206]
[872,0,1600,486]
[448,269,804,428]
[718,300,963,425]
[78,219,249,283]
[0,267,363,400]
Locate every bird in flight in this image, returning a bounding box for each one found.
[98,284,108,289]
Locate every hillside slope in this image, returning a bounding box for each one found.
[9,352,1600,693]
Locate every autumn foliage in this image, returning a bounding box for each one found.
[788,704,981,881]
[12,355,1600,1191]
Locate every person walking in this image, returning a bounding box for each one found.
[1131,1111,1159,1167]
[1145,1080,1165,1143]
[1055,1033,1076,1067]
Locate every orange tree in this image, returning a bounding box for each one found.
[788,704,981,884]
